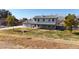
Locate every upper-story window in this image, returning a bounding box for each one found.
[34,18,40,22]
[38,19,40,22]
[34,19,36,21]
[48,19,51,22]
[52,18,55,22]
[43,19,45,22]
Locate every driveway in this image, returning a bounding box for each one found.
[0,26,26,30]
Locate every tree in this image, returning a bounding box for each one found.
[6,15,16,26]
[0,9,19,26]
[20,18,27,22]
[0,9,12,18]
[64,14,78,32]
[22,18,27,21]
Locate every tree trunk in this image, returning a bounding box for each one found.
[69,26,73,32]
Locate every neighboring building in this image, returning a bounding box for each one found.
[76,16,79,23]
[23,15,65,29]
[0,18,7,27]
[73,16,79,29]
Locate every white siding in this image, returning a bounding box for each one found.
[30,18,57,25]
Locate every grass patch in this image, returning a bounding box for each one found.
[1,28,79,41]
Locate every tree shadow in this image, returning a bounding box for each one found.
[72,32,79,35]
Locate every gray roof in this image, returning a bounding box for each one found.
[33,15,58,19]
[76,16,79,18]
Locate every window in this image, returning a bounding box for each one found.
[38,19,39,22]
[48,19,51,22]
[34,24,36,27]
[38,25,39,27]
[52,18,54,21]
[43,19,45,22]
[34,19,36,21]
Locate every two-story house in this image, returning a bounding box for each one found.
[23,15,63,29]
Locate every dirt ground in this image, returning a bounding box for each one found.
[0,34,79,49]
[0,39,79,49]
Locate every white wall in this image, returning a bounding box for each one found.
[32,18,57,25]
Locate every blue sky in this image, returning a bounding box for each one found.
[9,9,79,19]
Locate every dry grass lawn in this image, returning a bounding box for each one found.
[0,28,79,49]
